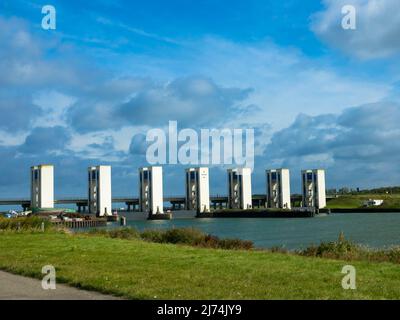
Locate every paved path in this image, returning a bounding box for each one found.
[0,270,121,300]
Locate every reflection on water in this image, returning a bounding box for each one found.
[105,211,400,250]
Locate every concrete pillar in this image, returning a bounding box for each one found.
[301,169,326,209]
[266,168,291,209]
[31,164,54,209]
[139,166,164,214]
[227,168,252,210]
[88,165,112,216]
[185,167,210,212]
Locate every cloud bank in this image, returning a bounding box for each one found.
[312,0,400,59]
[263,101,400,190]
[0,10,398,198]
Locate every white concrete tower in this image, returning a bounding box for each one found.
[185,167,210,212]
[139,166,164,214]
[88,165,112,216]
[31,164,54,209]
[227,168,252,210]
[302,169,326,209]
[266,168,291,209]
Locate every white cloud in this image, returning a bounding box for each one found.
[116,36,391,138]
[262,101,400,189]
[68,125,151,161]
[1,13,399,193]
[0,130,29,147]
[96,16,180,45]
[33,90,77,127]
[178,37,391,132]
[311,0,400,59]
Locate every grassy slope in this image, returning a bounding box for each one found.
[327,194,400,209]
[0,232,400,299]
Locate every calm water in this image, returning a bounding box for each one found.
[108,211,400,250]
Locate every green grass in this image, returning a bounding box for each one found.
[327,194,400,209]
[0,216,52,230]
[1,231,400,299]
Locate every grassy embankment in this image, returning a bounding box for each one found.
[327,193,400,209]
[1,222,400,299]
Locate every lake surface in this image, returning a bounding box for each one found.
[109,211,400,250]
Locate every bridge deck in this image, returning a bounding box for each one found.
[0,195,335,206]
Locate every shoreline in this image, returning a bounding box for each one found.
[322,208,400,213]
[196,209,315,218]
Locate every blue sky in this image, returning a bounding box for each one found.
[1,0,400,198]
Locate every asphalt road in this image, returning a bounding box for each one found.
[0,270,121,300]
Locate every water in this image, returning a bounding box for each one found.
[111,211,400,250]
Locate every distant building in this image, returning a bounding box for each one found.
[363,199,384,207]
[31,164,54,209]
[266,169,291,209]
[185,167,210,212]
[88,166,112,216]
[326,188,338,195]
[301,169,326,209]
[139,166,164,214]
[227,168,252,209]
[339,187,351,194]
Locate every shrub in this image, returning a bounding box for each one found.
[88,227,140,240]
[300,232,360,259]
[162,228,204,245]
[140,227,254,250]
[268,246,289,254]
[385,247,400,264]
[140,229,165,243]
[216,238,254,250]
[87,228,108,236]
[108,227,140,239]
[298,232,400,264]
[0,216,51,231]
[88,226,255,251]
[200,234,220,248]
